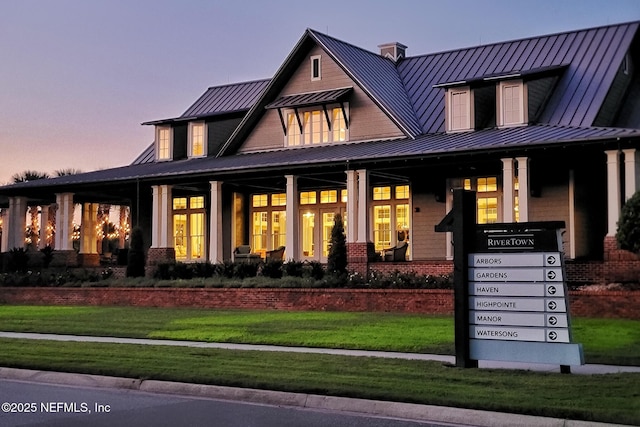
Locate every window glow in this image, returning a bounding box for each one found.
[190,123,205,157]
[157,127,171,160]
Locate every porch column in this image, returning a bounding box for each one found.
[39,205,50,249]
[2,196,28,251]
[501,158,515,222]
[623,148,639,200]
[345,170,358,243]
[151,185,172,248]
[356,169,370,242]
[54,193,74,251]
[285,175,299,260]
[516,157,530,222]
[209,181,223,263]
[606,150,621,236]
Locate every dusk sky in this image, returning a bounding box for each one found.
[2,0,639,185]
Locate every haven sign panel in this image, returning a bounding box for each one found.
[467,224,584,366]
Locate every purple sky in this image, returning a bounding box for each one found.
[1,0,639,184]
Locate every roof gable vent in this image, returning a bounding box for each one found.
[378,42,407,62]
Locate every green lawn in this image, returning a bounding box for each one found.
[0,305,638,365]
[0,305,639,424]
[0,338,638,425]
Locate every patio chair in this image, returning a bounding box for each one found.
[233,245,262,263]
[383,241,408,262]
[265,246,285,261]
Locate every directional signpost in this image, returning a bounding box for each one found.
[436,189,584,371]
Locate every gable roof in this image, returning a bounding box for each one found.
[399,21,639,133]
[218,28,422,156]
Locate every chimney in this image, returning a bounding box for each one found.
[378,42,407,62]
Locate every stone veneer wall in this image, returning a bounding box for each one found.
[0,288,637,318]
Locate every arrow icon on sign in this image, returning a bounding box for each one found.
[548,331,558,341]
[547,256,556,265]
[547,270,556,280]
[548,286,557,295]
[548,301,557,310]
[548,316,558,326]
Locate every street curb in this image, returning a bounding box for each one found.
[0,367,631,427]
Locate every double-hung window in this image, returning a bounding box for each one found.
[498,80,525,127]
[447,87,471,132]
[156,126,172,161]
[188,122,206,158]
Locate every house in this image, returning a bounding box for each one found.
[1,21,640,284]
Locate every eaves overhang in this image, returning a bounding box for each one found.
[1,125,638,197]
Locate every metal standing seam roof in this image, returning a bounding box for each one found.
[180,79,270,118]
[398,21,639,133]
[142,79,270,125]
[264,87,353,109]
[3,124,638,193]
[308,29,423,137]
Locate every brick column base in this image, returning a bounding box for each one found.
[347,242,375,278]
[146,247,176,277]
[50,250,79,268]
[77,253,100,267]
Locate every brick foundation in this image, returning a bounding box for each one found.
[0,287,637,318]
[77,253,100,267]
[146,247,176,277]
[346,242,376,277]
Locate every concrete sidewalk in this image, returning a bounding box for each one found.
[2,331,639,374]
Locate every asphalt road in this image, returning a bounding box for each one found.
[0,379,458,427]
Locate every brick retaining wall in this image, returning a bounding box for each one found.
[0,287,637,318]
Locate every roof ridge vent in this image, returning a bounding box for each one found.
[378,42,407,62]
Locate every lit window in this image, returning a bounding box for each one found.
[477,177,497,192]
[477,197,498,224]
[448,87,471,131]
[311,55,321,81]
[252,194,268,208]
[300,191,317,205]
[395,185,409,200]
[373,186,391,201]
[285,104,348,146]
[499,80,525,126]
[173,198,187,210]
[341,189,348,203]
[320,190,337,204]
[173,196,206,261]
[190,196,204,209]
[189,122,206,158]
[457,176,500,224]
[271,193,286,206]
[287,113,301,146]
[332,108,347,142]
[157,126,172,161]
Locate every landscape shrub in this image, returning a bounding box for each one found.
[261,259,283,279]
[126,227,145,278]
[284,260,305,277]
[8,248,29,273]
[617,190,640,253]
[233,262,259,279]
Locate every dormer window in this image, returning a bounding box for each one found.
[311,55,321,81]
[446,86,472,132]
[156,126,172,161]
[188,122,206,158]
[498,80,526,127]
